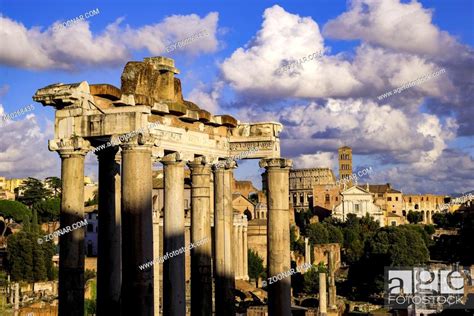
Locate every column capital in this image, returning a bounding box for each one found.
[188,156,211,169]
[212,159,237,171]
[161,152,186,166]
[119,133,154,151]
[50,137,91,157]
[259,158,292,169]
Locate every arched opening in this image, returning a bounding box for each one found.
[244,209,252,221]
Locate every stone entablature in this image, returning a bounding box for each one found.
[33,57,281,163]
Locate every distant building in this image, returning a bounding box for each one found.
[385,212,405,226]
[0,177,26,200]
[5,178,26,193]
[0,190,15,201]
[289,168,337,212]
[402,194,445,224]
[312,184,341,213]
[0,177,5,190]
[332,186,385,226]
[366,183,404,218]
[84,206,98,257]
[254,202,267,220]
[83,176,98,204]
[338,146,353,183]
[232,193,255,220]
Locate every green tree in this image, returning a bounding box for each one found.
[249,192,259,204]
[248,249,265,287]
[325,222,344,244]
[45,177,61,197]
[85,190,98,206]
[33,198,60,223]
[290,225,305,254]
[18,177,52,207]
[295,209,313,233]
[6,215,55,282]
[7,231,34,281]
[85,279,97,315]
[303,263,327,294]
[432,211,463,229]
[348,225,430,299]
[307,223,329,245]
[0,200,31,237]
[407,210,423,224]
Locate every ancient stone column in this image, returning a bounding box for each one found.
[151,190,161,315]
[121,141,154,316]
[327,251,337,309]
[96,147,121,316]
[58,148,87,316]
[213,161,236,316]
[189,157,212,316]
[162,153,186,316]
[305,237,311,265]
[319,272,327,316]
[233,220,241,280]
[243,225,249,280]
[238,224,244,279]
[259,158,293,316]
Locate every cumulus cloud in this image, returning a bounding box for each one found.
[187,80,224,113]
[240,98,457,169]
[219,4,457,102]
[368,149,474,194]
[292,151,337,169]
[0,104,59,178]
[322,0,463,58]
[0,12,219,70]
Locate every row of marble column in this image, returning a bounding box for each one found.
[56,141,292,316]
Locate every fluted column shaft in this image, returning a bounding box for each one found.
[58,150,87,316]
[214,162,235,316]
[121,143,154,316]
[260,158,292,316]
[162,155,186,316]
[189,158,212,316]
[97,147,121,316]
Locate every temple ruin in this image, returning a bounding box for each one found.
[33,57,292,316]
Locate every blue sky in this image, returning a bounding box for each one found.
[0,0,473,194]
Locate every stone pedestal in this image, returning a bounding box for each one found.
[162,154,186,316]
[96,147,121,316]
[189,157,212,316]
[121,143,154,316]
[58,149,87,316]
[213,161,236,316]
[260,158,292,316]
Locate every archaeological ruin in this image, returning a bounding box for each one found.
[33,56,292,316]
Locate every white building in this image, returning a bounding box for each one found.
[84,206,98,256]
[333,186,384,226]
